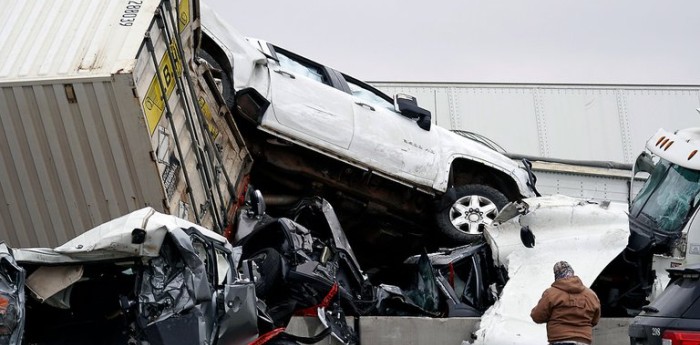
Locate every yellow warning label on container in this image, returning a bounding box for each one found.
[143,42,183,136]
[198,97,219,140]
[178,0,190,32]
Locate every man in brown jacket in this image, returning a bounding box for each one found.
[530,261,601,345]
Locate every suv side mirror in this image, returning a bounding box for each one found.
[634,151,656,174]
[247,189,266,218]
[394,94,431,131]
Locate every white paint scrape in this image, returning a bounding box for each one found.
[469,195,629,344]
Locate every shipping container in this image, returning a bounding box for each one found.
[0,0,251,247]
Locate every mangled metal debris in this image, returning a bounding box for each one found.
[5,208,260,345]
[0,189,665,345]
[234,194,506,342]
[471,195,630,344]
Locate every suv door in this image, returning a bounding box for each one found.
[214,245,258,345]
[342,75,437,182]
[263,47,355,150]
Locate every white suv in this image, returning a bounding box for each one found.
[199,7,538,243]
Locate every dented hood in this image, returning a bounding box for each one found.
[15,207,225,263]
[473,195,629,344]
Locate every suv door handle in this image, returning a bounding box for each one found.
[274,69,296,79]
[355,102,375,111]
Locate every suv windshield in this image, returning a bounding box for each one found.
[630,158,700,234]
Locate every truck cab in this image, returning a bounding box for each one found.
[626,125,700,291]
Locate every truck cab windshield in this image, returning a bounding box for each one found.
[630,158,700,235]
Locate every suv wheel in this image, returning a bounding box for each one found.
[436,184,508,243]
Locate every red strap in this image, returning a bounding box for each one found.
[448,262,455,288]
[224,176,250,241]
[247,327,286,345]
[294,282,339,316]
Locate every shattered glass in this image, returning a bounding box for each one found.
[631,159,700,234]
[276,52,327,84]
[405,252,439,313]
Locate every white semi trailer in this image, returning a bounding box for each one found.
[0,0,252,248]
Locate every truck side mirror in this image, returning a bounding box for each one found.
[634,151,656,174]
[394,93,431,131]
[629,152,656,203]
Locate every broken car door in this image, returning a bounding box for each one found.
[187,230,259,345]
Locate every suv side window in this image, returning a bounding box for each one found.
[343,75,395,112]
[275,48,331,85]
[191,236,233,287]
[214,247,231,286]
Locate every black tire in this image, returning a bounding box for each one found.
[198,49,236,110]
[249,248,284,299]
[436,184,509,243]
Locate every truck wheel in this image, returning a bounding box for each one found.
[249,248,284,299]
[198,50,235,110]
[436,184,508,243]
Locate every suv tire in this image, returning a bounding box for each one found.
[436,184,508,243]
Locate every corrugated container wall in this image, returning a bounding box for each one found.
[373,83,700,164]
[0,0,251,247]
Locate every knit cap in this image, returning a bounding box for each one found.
[553,261,574,280]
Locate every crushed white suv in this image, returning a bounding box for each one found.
[198,6,538,243]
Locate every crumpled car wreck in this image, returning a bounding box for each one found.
[0,194,507,345]
[373,242,503,318]
[234,193,648,345]
[0,192,656,345]
[234,195,506,344]
[1,208,260,345]
[237,196,372,344]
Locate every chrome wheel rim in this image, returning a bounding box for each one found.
[449,195,498,235]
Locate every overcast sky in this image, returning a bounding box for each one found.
[204,0,700,85]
